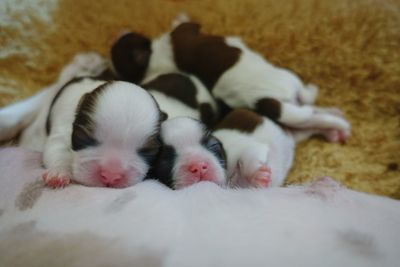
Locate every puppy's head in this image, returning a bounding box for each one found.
[149,117,226,189]
[71,81,163,188]
[111,32,152,83]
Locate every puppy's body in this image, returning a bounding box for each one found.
[111,16,350,141]
[214,109,340,188]
[148,117,226,189]
[142,73,219,127]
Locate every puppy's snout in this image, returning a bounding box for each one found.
[188,162,209,179]
[99,168,125,187]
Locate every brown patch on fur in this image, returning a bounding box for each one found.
[254,98,282,122]
[46,77,85,135]
[104,191,136,213]
[94,68,117,81]
[215,108,263,133]
[71,81,110,151]
[142,73,198,108]
[0,221,163,267]
[171,22,241,89]
[15,181,44,211]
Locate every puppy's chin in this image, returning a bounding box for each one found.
[71,159,146,188]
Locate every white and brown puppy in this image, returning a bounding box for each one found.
[111,15,350,141]
[0,76,164,188]
[213,109,344,188]
[30,79,162,188]
[147,117,226,189]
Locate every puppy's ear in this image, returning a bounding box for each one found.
[160,111,169,121]
[110,32,151,83]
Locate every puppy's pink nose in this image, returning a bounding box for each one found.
[100,169,124,187]
[188,162,209,179]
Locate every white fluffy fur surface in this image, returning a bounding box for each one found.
[0,147,399,267]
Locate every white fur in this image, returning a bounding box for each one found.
[144,34,179,80]
[1,148,399,267]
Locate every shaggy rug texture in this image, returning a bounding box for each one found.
[0,0,399,197]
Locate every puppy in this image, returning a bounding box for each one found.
[147,117,226,189]
[110,15,350,141]
[0,54,164,188]
[214,109,343,188]
[141,73,219,128]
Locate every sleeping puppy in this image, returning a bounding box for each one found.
[147,117,226,189]
[111,14,350,141]
[1,77,163,188]
[213,109,344,188]
[141,73,219,128]
[139,73,223,189]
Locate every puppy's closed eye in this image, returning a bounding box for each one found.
[138,135,161,163]
[202,134,226,166]
[71,126,99,151]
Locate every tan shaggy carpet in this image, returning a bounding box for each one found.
[0,0,399,197]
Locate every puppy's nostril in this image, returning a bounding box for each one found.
[188,162,209,176]
[189,166,199,174]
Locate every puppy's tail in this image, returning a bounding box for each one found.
[0,88,48,141]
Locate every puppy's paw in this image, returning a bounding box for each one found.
[247,165,272,188]
[42,170,71,189]
[323,128,350,143]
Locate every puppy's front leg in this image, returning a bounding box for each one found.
[42,128,73,188]
[232,143,272,188]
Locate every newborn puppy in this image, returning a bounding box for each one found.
[111,15,350,141]
[2,78,163,189]
[141,73,219,128]
[147,117,226,189]
[213,109,343,188]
